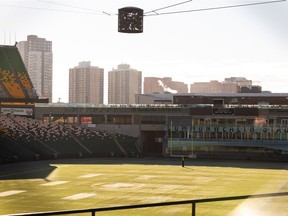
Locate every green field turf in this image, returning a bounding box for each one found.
[0,158,287,216]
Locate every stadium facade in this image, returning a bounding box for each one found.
[32,93,288,161]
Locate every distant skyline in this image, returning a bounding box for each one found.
[1,0,288,103]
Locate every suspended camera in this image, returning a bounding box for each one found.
[118,7,144,33]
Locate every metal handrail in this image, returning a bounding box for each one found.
[4,192,288,216]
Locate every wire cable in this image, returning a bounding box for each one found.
[144,0,286,16]
[0,2,108,15]
[0,0,285,16]
[144,0,192,15]
[37,0,112,15]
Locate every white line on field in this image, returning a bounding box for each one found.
[135,175,157,181]
[63,193,96,200]
[41,181,69,186]
[102,183,144,190]
[0,190,26,197]
[78,174,102,178]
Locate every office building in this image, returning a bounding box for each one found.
[224,77,252,88]
[69,61,104,104]
[224,77,262,93]
[190,80,238,94]
[18,35,53,102]
[190,77,261,94]
[108,64,142,104]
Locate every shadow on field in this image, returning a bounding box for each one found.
[0,161,57,180]
[0,157,287,180]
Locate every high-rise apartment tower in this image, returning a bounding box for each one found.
[18,35,53,102]
[108,64,142,104]
[69,61,104,104]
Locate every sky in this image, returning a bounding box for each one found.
[1,0,288,103]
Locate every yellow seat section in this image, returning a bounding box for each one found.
[0,68,26,98]
[3,47,34,91]
[0,46,38,99]
[17,71,33,89]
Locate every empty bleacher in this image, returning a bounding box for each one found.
[0,114,56,157]
[11,116,90,157]
[0,114,141,163]
[113,133,140,156]
[66,125,124,156]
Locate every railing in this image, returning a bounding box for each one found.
[4,192,288,216]
[35,102,288,110]
[35,103,183,108]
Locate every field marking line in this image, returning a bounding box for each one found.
[78,174,102,178]
[134,175,157,181]
[62,193,96,200]
[0,190,26,197]
[41,181,69,186]
[102,183,145,190]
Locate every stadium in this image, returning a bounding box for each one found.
[0,46,288,215]
[1,45,288,162]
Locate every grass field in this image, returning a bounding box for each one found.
[0,158,287,216]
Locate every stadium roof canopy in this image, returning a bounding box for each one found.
[0,45,48,103]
